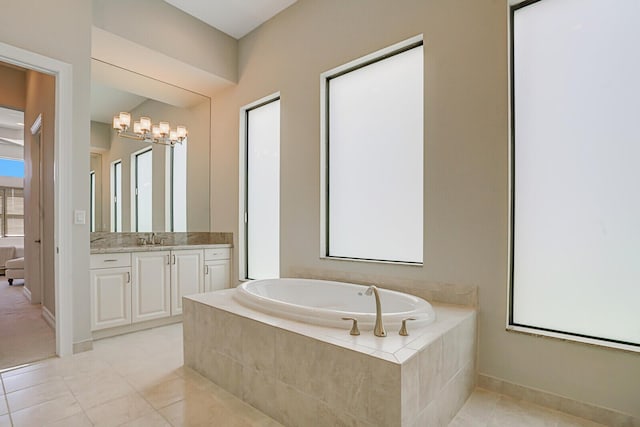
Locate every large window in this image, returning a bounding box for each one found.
[243,97,280,280]
[133,149,152,232]
[0,187,24,237]
[170,141,187,232]
[111,161,122,232]
[510,0,640,348]
[322,37,423,264]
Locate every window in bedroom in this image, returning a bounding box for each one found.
[0,187,24,237]
[510,0,640,348]
[321,36,424,264]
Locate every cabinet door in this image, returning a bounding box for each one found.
[90,267,131,331]
[132,251,171,322]
[171,249,204,315]
[204,259,230,292]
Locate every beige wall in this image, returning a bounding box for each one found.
[0,0,93,346]
[92,0,237,83]
[210,0,640,418]
[23,70,56,314]
[0,64,26,110]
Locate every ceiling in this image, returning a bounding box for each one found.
[163,0,298,39]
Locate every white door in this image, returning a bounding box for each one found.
[171,249,204,315]
[131,251,171,322]
[204,259,230,292]
[90,267,131,331]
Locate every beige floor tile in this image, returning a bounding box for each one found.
[158,392,224,426]
[0,414,11,427]
[6,378,70,412]
[65,370,136,410]
[0,397,7,416]
[1,361,49,379]
[120,411,172,427]
[85,392,154,427]
[42,411,93,427]
[2,366,63,393]
[9,393,82,427]
[140,376,194,410]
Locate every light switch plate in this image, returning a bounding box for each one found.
[74,210,86,225]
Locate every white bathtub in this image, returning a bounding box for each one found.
[234,278,436,329]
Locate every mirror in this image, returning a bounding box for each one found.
[89,59,210,232]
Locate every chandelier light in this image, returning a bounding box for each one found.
[112,112,187,146]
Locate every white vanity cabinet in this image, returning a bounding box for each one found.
[170,249,204,315]
[131,251,172,322]
[90,244,230,335]
[90,253,132,331]
[204,248,231,292]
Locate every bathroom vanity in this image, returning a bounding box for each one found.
[90,232,232,338]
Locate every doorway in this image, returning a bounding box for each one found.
[0,69,56,369]
[0,40,75,359]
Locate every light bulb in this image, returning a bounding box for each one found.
[169,130,177,142]
[112,116,121,130]
[176,125,187,139]
[140,117,151,132]
[159,121,170,135]
[119,112,131,129]
[133,121,142,134]
[152,125,161,139]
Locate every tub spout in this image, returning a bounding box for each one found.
[364,286,386,337]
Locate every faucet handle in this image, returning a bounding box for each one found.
[399,318,417,336]
[341,317,360,336]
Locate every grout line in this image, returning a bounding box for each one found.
[0,375,15,427]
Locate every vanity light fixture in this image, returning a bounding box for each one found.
[112,112,187,146]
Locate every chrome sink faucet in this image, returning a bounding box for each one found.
[149,232,156,245]
[364,285,386,337]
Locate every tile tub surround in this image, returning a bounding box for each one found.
[90,232,233,253]
[183,290,477,427]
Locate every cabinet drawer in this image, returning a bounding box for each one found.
[204,247,230,260]
[90,253,131,269]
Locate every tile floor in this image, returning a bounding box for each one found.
[0,276,56,371]
[0,323,606,426]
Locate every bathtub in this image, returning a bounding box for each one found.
[234,278,436,329]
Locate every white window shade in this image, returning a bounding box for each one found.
[328,44,423,263]
[512,0,640,345]
[135,150,152,232]
[172,141,187,232]
[247,99,280,279]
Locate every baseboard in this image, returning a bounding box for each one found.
[91,315,183,340]
[73,340,93,354]
[22,286,31,302]
[478,374,640,426]
[42,306,55,330]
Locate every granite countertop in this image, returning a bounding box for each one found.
[90,232,233,254]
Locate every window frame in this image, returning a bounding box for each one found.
[319,35,424,265]
[238,93,281,281]
[168,139,187,232]
[507,0,640,353]
[132,147,153,232]
[111,160,122,232]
